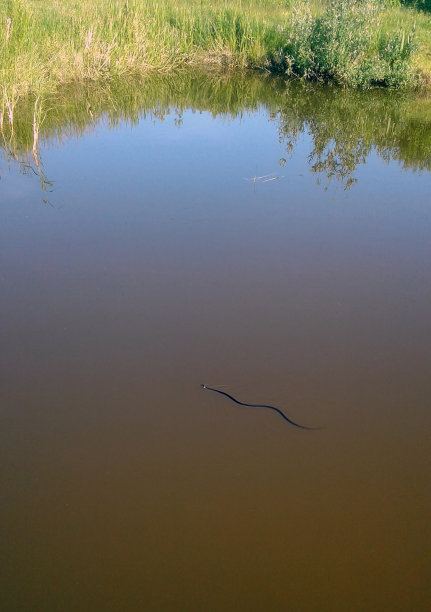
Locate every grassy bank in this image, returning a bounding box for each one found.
[0,0,430,128]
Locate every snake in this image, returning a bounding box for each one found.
[201,384,319,430]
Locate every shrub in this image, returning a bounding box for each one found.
[270,0,417,87]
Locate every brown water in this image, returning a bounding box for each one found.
[1,75,431,611]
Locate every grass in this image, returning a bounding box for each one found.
[381,3,431,85]
[0,0,430,132]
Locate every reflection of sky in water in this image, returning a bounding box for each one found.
[2,107,430,249]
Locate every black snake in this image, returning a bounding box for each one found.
[201,384,319,430]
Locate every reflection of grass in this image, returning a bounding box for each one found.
[2,71,430,191]
[0,0,429,129]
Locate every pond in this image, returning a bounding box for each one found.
[1,72,431,611]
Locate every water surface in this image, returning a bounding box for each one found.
[1,73,431,611]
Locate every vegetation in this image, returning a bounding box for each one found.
[0,0,430,150]
[270,0,417,87]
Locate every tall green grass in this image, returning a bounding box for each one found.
[0,0,428,133]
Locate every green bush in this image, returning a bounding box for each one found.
[268,0,417,87]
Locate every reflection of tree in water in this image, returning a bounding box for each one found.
[274,85,431,188]
[1,71,430,193]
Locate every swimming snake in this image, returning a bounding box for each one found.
[201,384,319,430]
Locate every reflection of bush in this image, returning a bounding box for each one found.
[275,83,431,186]
[1,71,430,189]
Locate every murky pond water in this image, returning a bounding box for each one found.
[1,73,431,611]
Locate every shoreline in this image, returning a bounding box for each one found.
[1,1,430,120]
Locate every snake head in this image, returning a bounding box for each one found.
[201,384,207,389]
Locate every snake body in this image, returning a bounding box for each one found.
[201,384,319,430]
